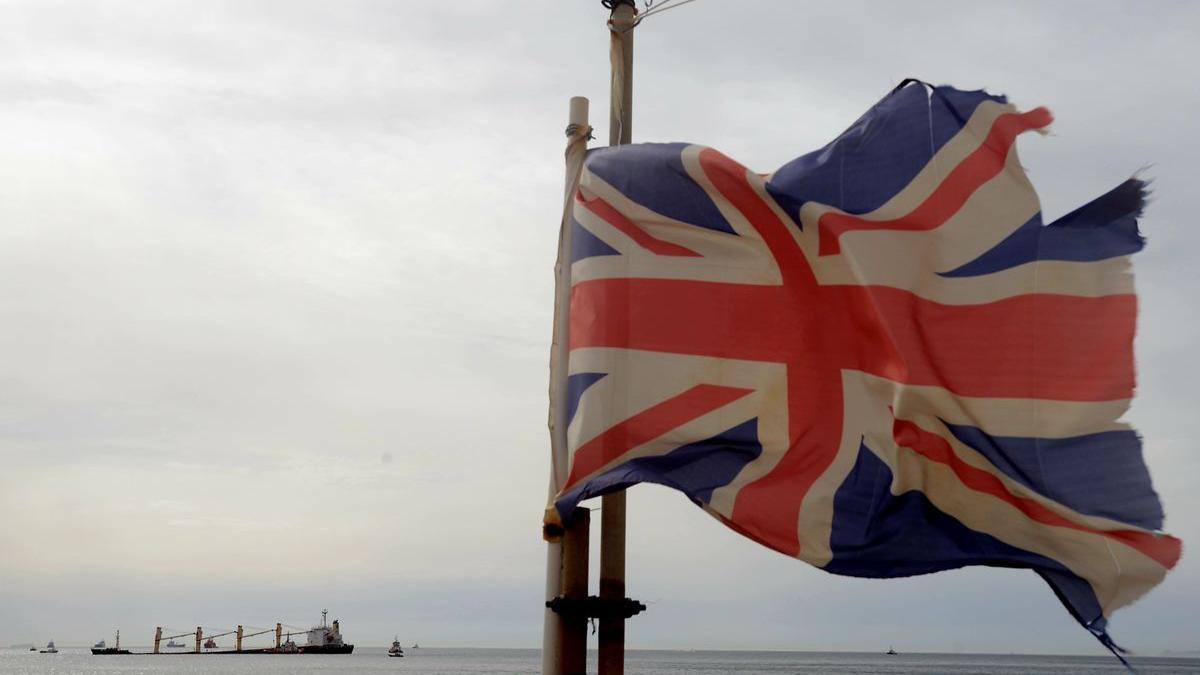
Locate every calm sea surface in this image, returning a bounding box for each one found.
[2,648,1198,674]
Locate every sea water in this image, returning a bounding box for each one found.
[2,647,1198,674]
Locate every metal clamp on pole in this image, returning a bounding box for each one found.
[546,596,648,622]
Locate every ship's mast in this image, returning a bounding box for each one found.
[321,609,327,628]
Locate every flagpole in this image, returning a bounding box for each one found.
[545,95,592,675]
[600,3,635,673]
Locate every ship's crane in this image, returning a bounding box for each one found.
[153,622,286,653]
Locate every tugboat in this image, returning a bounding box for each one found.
[39,640,58,654]
[388,636,404,657]
[92,630,132,655]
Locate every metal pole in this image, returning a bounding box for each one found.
[545,95,592,675]
[601,4,634,674]
[561,508,591,675]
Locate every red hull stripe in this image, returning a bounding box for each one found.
[893,418,1181,569]
[576,190,703,257]
[818,108,1054,256]
[563,383,755,491]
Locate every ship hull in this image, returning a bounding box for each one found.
[91,648,131,655]
[297,644,353,654]
[208,645,355,655]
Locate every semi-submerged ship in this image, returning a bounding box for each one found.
[94,610,353,655]
[276,611,353,654]
[91,630,131,655]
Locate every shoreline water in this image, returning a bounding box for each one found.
[4,646,1198,674]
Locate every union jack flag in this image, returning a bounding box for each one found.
[548,81,1180,655]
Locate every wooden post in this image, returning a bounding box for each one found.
[543,535,564,675]
[275,623,282,650]
[546,94,592,675]
[600,4,635,673]
[561,507,591,675]
[236,625,244,652]
[195,627,202,654]
[153,627,161,654]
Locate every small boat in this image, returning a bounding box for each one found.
[412,643,419,649]
[28,646,36,651]
[166,639,185,648]
[203,638,218,649]
[39,641,58,654]
[886,646,898,655]
[278,637,300,653]
[388,636,404,657]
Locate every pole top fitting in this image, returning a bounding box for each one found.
[604,0,638,32]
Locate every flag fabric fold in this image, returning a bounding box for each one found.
[548,80,1180,655]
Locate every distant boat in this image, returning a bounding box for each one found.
[388,636,404,658]
[166,639,185,648]
[204,638,218,649]
[886,646,898,655]
[412,643,419,649]
[28,646,36,651]
[39,641,58,654]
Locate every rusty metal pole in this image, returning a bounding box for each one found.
[600,5,635,674]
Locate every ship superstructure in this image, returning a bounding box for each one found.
[295,610,353,654]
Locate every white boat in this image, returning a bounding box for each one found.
[39,641,58,654]
[388,636,404,657]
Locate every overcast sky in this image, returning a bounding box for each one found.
[1,0,1197,656]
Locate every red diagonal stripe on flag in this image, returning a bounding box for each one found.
[576,190,703,257]
[563,383,754,491]
[893,417,1181,568]
[818,107,1053,256]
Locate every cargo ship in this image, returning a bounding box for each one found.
[93,610,353,655]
